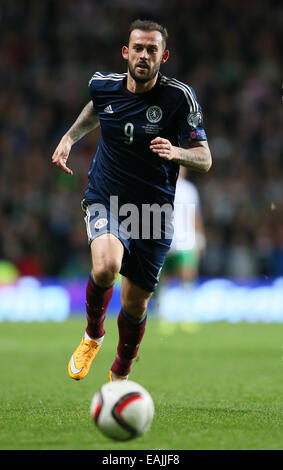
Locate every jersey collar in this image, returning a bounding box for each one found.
[121,72,162,98]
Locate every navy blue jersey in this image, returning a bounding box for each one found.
[86,72,207,206]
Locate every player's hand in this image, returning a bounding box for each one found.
[150,137,177,161]
[51,135,73,175]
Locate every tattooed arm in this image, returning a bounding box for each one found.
[150,137,212,173]
[51,101,99,175]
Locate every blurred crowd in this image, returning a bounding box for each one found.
[0,0,282,280]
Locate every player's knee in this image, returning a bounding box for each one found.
[92,258,121,287]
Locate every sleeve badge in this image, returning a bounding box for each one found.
[187,111,203,129]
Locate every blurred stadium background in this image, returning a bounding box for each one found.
[0,0,282,323]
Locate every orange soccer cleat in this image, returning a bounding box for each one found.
[68,337,102,380]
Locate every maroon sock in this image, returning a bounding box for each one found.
[85,275,114,339]
[111,309,147,376]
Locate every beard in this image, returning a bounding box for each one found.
[128,61,160,84]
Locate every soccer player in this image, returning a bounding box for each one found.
[51,19,212,382]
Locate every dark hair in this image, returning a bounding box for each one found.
[129,19,168,49]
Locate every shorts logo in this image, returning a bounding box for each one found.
[94,218,108,229]
[187,111,203,129]
[146,106,163,123]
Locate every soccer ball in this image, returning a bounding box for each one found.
[90,380,154,441]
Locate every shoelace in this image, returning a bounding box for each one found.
[76,340,98,361]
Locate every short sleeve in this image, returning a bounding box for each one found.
[88,72,99,105]
[177,86,207,148]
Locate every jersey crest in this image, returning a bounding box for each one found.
[146,106,163,124]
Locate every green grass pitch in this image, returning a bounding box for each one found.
[1,317,283,450]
